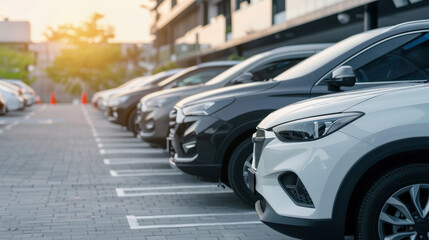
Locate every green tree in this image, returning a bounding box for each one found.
[228,53,245,61]
[45,13,145,95]
[152,61,180,74]
[0,46,35,84]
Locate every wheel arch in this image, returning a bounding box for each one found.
[218,120,261,185]
[332,137,429,236]
[125,105,137,127]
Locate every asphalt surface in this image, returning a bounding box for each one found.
[0,104,294,240]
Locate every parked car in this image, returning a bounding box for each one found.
[139,44,330,148]
[172,20,429,205]
[1,79,37,106]
[107,63,237,135]
[250,82,429,239]
[94,69,183,111]
[0,92,7,115]
[0,85,24,111]
[0,80,28,106]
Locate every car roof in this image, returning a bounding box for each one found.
[0,81,20,90]
[388,19,429,32]
[261,43,333,55]
[195,61,241,68]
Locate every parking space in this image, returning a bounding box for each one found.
[0,104,292,239]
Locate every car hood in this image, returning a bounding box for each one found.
[141,85,203,104]
[110,85,155,99]
[176,81,280,108]
[259,83,421,129]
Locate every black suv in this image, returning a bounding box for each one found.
[138,44,331,148]
[172,20,429,205]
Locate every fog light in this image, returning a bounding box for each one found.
[279,172,314,208]
[145,120,154,130]
[182,141,196,153]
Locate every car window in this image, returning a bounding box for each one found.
[249,59,303,81]
[175,68,228,87]
[352,32,429,82]
[275,27,388,81]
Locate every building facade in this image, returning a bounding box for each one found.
[151,0,429,67]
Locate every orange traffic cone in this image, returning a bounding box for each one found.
[50,92,56,105]
[36,96,41,104]
[81,92,88,104]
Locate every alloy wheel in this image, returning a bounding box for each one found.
[241,154,253,189]
[378,184,429,240]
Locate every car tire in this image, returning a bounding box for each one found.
[227,138,256,206]
[127,109,137,136]
[356,164,429,240]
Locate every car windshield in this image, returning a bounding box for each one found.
[204,54,266,85]
[125,75,163,90]
[274,27,388,81]
[157,67,198,86]
[117,77,145,89]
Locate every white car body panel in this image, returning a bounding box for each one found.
[255,83,429,220]
[0,86,24,111]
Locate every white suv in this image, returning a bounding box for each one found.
[250,82,429,239]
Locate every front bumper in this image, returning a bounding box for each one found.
[172,115,232,180]
[254,128,373,224]
[255,199,342,240]
[107,106,126,125]
[138,107,171,147]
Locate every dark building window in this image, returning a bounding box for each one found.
[272,0,286,25]
[235,0,251,10]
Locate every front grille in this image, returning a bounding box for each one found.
[252,129,265,168]
[279,172,314,208]
[168,109,177,139]
[136,103,142,117]
[141,111,153,132]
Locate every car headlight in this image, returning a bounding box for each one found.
[144,96,180,110]
[182,98,234,116]
[109,95,129,106]
[272,112,364,142]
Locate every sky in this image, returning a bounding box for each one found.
[0,0,154,43]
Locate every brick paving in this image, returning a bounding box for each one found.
[0,104,293,240]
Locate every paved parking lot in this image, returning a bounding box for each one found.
[0,104,293,240]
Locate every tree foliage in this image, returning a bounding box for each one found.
[44,13,115,45]
[45,13,146,95]
[228,53,245,61]
[0,46,35,84]
[152,61,180,74]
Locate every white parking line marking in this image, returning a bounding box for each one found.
[99,148,165,155]
[126,212,261,230]
[97,142,150,148]
[109,169,183,177]
[103,158,167,165]
[95,137,141,143]
[116,185,233,197]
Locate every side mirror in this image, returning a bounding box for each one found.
[327,65,356,92]
[231,72,254,85]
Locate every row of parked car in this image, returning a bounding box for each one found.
[93,20,429,239]
[0,79,38,115]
